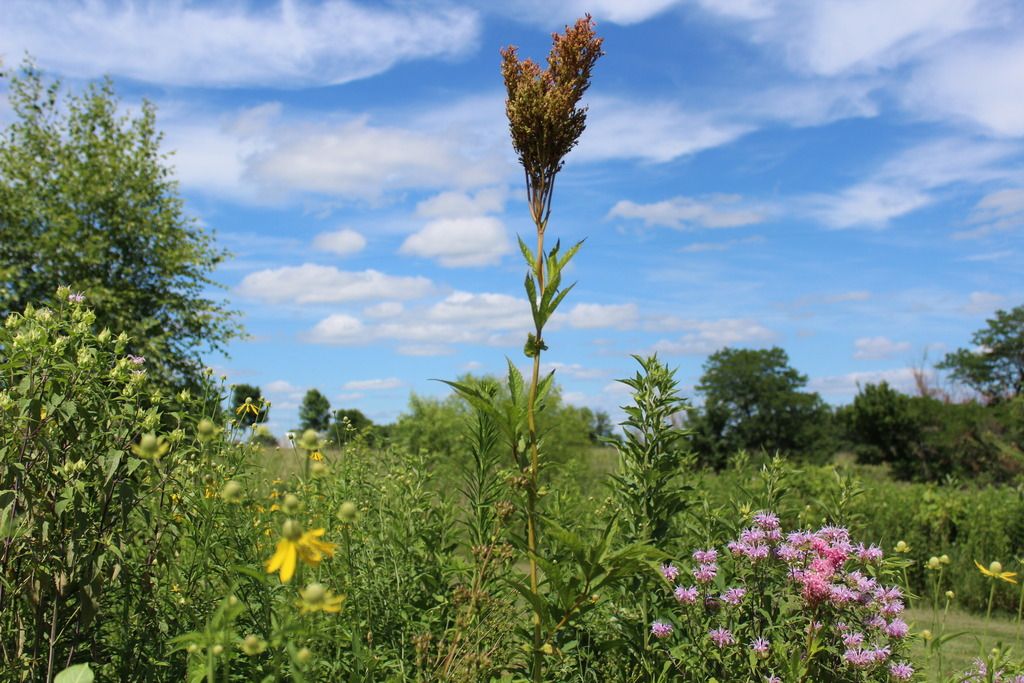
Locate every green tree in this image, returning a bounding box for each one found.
[938,305,1024,401]
[0,63,240,391]
[231,383,267,427]
[299,388,331,432]
[843,382,925,479]
[331,408,374,446]
[691,346,833,464]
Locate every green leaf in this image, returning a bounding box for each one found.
[54,664,94,683]
[517,235,535,268]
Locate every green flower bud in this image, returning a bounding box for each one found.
[282,493,302,514]
[338,501,358,523]
[298,429,320,451]
[220,480,244,504]
[282,519,303,541]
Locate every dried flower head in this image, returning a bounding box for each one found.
[501,15,603,229]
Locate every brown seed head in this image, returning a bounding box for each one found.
[501,15,603,224]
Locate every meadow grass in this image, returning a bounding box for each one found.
[907,606,1023,679]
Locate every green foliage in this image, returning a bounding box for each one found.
[0,63,240,392]
[842,383,1024,482]
[610,355,694,546]
[298,388,331,432]
[689,346,835,466]
[939,305,1024,401]
[0,293,227,678]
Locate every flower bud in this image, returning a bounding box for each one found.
[921,629,932,641]
[282,493,302,514]
[220,480,244,504]
[212,644,224,656]
[338,501,358,523]
[282,519,303,541]
[298,429,320,451]
[894,541,909,553]
[927,556,941,570]
[990,561,1003,574]
[296,647,312,664]
[940,554,950,565]
[945,590,955,600]
[241,634,266,656]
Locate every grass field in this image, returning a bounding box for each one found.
[906,607,1023,679]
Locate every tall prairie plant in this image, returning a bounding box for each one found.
[447,16,635,681]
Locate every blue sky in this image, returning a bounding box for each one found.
[3,0,1023,433]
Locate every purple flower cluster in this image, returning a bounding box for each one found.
[649,512,913,679]
[958,660,1024,683]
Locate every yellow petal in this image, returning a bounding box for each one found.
[279,546,297,583]
[266,540,288,573]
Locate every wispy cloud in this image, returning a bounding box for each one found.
[313,229,366,256]
[805,137,1022,228]
[237,264,433,305]
[341,377,403,391]
[853,336,912,360]
[650,318,775,355]
[608,194,767,229]
[2,0,480,87]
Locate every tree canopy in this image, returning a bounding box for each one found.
[299,388,331,432]
[690,346,833,464]
[0,63,241,391]
[938,305,1024,402]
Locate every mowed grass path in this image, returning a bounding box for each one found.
[906,607,1023,679]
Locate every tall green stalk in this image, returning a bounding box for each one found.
[499,17,603,682]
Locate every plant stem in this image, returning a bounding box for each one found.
[526,225,545,683]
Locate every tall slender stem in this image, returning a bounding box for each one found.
[526,224,545,683]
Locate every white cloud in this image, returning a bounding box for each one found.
[400,216,511,267]
[363,302,404,318]
[806,183,931,229]
[797,0,989,75]
[542,362,608,380]
[416,187,507,218]
[264,379,302,398]
[903,38,1024,136]
[306,314,365,344]
[805,137,1021,228]
[824,291,872,304]
[237,264,432,304]
[954,188,1024,239]
[426,291,530,330]
[397,344,455,356]
[313,229,366,256]
[576,96,751,163]
[810,367,922,398]
[489,0,684,26]
[2,0,480,87]
[743,79,881,127]
[962,291,1005,315]
[341,377,402,391]
[651,318,775,355]
[853,336,912,360]
[564,303,639,330]
[246,116,505,201]
[305,290,531,347]
[680,236,766,253]
[609,194,767,229]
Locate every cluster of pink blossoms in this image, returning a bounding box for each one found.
[958,660,1024,683]
[650,513,916,679]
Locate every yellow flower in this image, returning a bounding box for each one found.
[236,397,260,417]
[975,560,1018,584]
[310,450,324,462]
[894,540,910,553]
[265,520,337,583]
[297,582,345,614]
